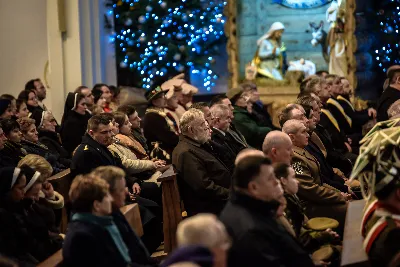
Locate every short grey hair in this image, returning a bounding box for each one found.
[282,120,304,135]
[180,108,205,135]
[210,104,230,119]
[176,214,229,249]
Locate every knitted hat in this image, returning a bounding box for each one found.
[0,99,11,116]
[31,109,45,129]
[19,164,41,193]
[0,167,23,197]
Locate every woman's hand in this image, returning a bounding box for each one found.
[42,182,55,199]
[153,160,165,168]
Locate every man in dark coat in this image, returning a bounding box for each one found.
[143,86,179,162]
[220,155,314,267]
[172,109,231,216]
[377,65,400,122]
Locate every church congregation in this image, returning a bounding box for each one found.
[2,67,400,267]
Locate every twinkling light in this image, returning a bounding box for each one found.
[106,0,227,89]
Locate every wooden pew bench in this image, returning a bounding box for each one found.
[341,199,370,267]
[157,166,183,253]
[38,203,142,267]
[47,168,72,234]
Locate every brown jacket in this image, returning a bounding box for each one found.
[292,146,346,205]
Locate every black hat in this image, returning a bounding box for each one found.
[145,86,166,102]
[31,109,45,129]
[0,99,11,116]
[19,164,41,193]
[0,167,23,197]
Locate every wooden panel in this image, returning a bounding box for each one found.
[157,166,182,253]
[120,203,143,237]
[257,13,327,35]
[341,199,370,267]
[258,2,329,16]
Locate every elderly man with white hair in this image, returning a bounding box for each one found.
[172,109,231,216]
[161,214,230,267]
[282,119,348,228]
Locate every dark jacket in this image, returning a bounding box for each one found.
[172,136,231,216]
[210,128,237,172]
[337,95,370,134]
[326,97,352,135]
[319,109,348,154]
[62,219,130,267]
[60,111,91,156]
[161,245,213,267]
[220,192,315,267]
[132,128,150,156]
[252,101,279,130]
[142,109,179,162]
[71,134,139,187]
[232,105,271,149]
[39,130,71,167]
[377,86,400,122]
[0,141,26,167]
[112,208,157,266]
[21,140,66,174]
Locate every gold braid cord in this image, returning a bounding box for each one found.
[350,120,400,200]
[224,0,238,89]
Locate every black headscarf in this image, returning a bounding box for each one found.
[0,167,23,197]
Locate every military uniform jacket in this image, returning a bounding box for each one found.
[292,146,346,205]
[362,200,400,267]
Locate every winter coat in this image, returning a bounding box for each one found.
[172,136,231,216]
[39,130,71,167]
[232,105,271,149]
[220,192,314,267]
[0,141,26,167]
[60,111,91,156]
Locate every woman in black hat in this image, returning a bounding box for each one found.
[32,109,71,167]
[142,86,179,163]
[60,92,92,156]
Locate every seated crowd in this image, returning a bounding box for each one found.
[0,70,396,267]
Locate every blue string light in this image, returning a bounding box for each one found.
[107,0,227,90]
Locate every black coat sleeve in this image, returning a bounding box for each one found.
[143,113,179,148]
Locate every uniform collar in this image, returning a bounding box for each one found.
[231,191,280,217]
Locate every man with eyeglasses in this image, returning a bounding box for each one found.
[172,108,231,216]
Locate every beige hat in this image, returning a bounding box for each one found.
[305,217,339,231]
[182,83,199,95]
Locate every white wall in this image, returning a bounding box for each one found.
[0,0,48,98]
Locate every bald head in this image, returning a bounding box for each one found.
[235,148,265,165]
[262,131,293,165]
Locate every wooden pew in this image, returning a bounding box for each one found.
[157,166,182,253]
[341,199,370,267]
[38,203,143,267]
[47,168,72,234]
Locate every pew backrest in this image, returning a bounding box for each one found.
[120,203,143,237]
[341,199,370,267]
[47,168,72,202]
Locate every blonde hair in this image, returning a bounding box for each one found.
[90,166,125,193]
[176,213,229,249]
[180,108,205,135]
[17,154,53,181]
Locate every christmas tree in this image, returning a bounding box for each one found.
[375,0,400,72]
[106,0,227,90]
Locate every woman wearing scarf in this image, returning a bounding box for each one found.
[63,174,132,267]
[254,22,286,80]
[60,92,92,156]
[17,117,67,174]
[0,119,27,167]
